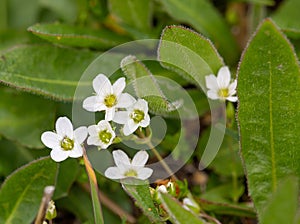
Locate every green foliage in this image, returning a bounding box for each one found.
[0,45,98,101]
[237,19,300,219]
[159,193,205,224]
[160,0,239,65]
[158,25,224,89]
[0,87,55,148]
[0,157,57,224]
[28,23,131,49]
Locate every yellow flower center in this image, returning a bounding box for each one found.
[218,88,229,98]
[60,137,74,151]
[124,169,138,177]
[99,129,113,144]
[104,94,117,108]
[130,109,145,123]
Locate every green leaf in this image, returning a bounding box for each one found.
[237,19,300,219]
[271,0,300,38]
[159,193,205,224]
[261,177,299,224]
[158,26,224,89]
[122,179,162,223]
[28,23,131,50]
[108,0,152,32]
[160,0,239,64]
[0,87,55,148]
[0,44,98,101]
[0,157,57,224]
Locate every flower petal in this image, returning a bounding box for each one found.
[83,96,106,112]
[74,126,87,144]
[228,80,237,95]
[105,107,116,121]
[134,99,148,113]
[105,167,124,179]
[112,77,126,96]
[140,114,150,127]
[217,66,231,88]
[205,74,218,90]
[88,125,98,136]
[93,74,112,96]
[87,135,100,146]
[123,120,139,136]
[227,96,238,102]
[41,131,60,149]
[50,149,69,162]
[137,167,153,180]
[69,143,83,158]
[56,117,74,138]
[207,90,219,100]
[112,150,131,167]
[113,111,129,124]
[116,93,136,108]
[132,150,149,166]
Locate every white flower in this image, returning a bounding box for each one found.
[83,74,135,121]
[113,99,150,136]
[41,117,87,162]
[104,150,153,180]
[157,185,168,193]
[182,197,200,212]
[205,66,237,102]
[87,120,115,149]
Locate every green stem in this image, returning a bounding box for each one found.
[248,3,266,35]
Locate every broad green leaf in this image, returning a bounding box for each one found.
[272,0,300,38]
[160,0,239,64]
[0,44,98,101]
[108,0,152,33]
[123,180,162,223]
[158,26,224,89]
[28,23,131,50]
[53,159,79,199]
[261,177,299,224]
[159,193,205,224]
[0,87,55,148]
[237,19,300,219]
[198,199,256,218]
[0,157,57,224]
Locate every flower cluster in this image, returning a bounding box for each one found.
[41,74,152,180]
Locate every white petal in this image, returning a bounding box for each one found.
[227,96,238,102]
[112,150,131,167]
[69,143,83,158]
[137,167,153,180]
[105,108,115,121]
[140,114,150,127]
[183,198,193,206]
[74,126,87,144]
[205,74,218,90]
[105,167,124,179]
[207,90,220,100]
[112,77,126,96]
[98,120,112,131]
[50,149,69,162]
[93,74,112,96]
[88,125,98,136]
[83,96,106,112]
[113,111,129,124]
[123,120,139,136]
[157,185,167,193]
[87,136,100,146]
[134,99,148,113]
[132,150,149,166]
[56,117,73,138]
[217,66,231,88]
[228,80,237,95]
[116,93,136,108]
[41,132,60,149]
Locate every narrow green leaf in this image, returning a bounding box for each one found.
[160,0,239,64]
[271,0,300,38]
[158,26,224,89]
[123,180,162,223]
[0,87,55,148]
[237,19,300,218]
[28,23,131,50]
[159,193,205,224]
[261,177,299,224]
[0,157,57,224]
[108,0,152,32]
[0,44,98,101]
